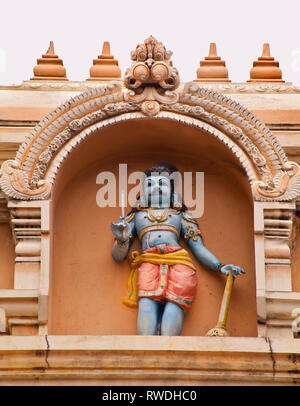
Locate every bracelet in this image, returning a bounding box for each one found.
[216,262,225,272]
[115,237,130,247]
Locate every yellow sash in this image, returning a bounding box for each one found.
[122,249,196,308]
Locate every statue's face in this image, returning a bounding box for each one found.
[143,175,171,207]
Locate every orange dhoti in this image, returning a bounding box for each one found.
[122,244,197,311]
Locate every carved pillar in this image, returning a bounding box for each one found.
[254,202,300,339]
[6,200,50,335]
[264,207,293,292]
[10,206,42,289]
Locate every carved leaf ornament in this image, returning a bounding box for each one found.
[1,36,300,202]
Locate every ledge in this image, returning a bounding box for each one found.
[0,335,299,385]
[0,289,38,317]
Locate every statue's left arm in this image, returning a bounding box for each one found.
[180,212,245,277]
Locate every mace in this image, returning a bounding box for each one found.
[206,269,234,337]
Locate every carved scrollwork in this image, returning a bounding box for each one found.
[124,87,179,116]
[161,102,272,182]
[254,162,300,200]
[0,160,51,200]
[160,85,300,202]
[29,101,139,187]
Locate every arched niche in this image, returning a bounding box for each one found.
[48,117,257,336]
[1,79,300,338]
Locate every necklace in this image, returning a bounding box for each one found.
[138,208,180,223]
[147,208,169,223]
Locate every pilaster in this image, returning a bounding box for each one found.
[254,201,300,338]
[0,200,51,335]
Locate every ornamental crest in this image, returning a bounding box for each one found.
[124,35,180,116]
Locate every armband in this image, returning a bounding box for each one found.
[184,225,202,241]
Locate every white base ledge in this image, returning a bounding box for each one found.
[0,335,299,385]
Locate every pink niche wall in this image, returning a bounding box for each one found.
[48,118,257,337]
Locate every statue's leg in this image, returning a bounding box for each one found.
[137,297,160,335]
[160,301,185,336]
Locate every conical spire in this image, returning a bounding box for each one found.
[87,41,121,81]
[248,43,284,82]
[194,43,230,82]
[46,41,55,56]
[31,41,68,80]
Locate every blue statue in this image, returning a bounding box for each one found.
[111,162,245,336]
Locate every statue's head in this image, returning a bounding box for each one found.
[142,161,180,208]
[127,161,186,214]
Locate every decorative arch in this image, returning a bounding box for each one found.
[1,78,300,202]
[1,35,300,201]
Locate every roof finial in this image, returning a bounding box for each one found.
[46,41,55,56]
[101,41,111,57]
[31,41,68,81]
[248,43,284,82]
[262,43,271,58]
[208,43,218,58]
[194,43,230,82]
[87,41,121,81]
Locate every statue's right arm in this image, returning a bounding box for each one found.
[111,213,136,262]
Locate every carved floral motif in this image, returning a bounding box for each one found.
[0,160,50,200]
[124,36,180,116]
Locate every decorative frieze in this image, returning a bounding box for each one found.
[4,80,300,94]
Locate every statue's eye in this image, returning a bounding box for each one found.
[147,180,152,187]
[159,178,168,186]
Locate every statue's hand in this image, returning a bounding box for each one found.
[111,219,131,242]
[220,264,245,277]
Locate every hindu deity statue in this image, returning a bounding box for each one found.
[111,162,245,336]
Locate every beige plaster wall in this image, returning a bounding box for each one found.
[48,119,257,337]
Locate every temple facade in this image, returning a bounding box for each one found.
[0,37,300,385]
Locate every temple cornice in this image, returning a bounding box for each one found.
[1,37,300,202]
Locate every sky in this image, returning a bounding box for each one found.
[0,0,300,85]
